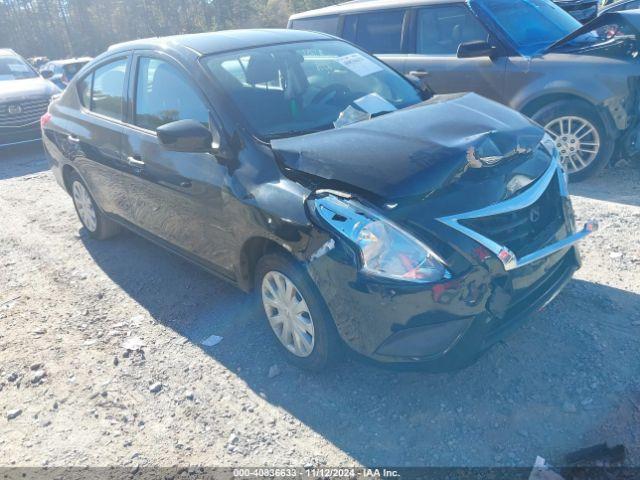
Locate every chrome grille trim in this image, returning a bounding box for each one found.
[0,97,50,128]
[437,156,597,271]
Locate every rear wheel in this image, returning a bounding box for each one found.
[68,171,120,240]
[255,253,342,371]
[531,100,613,182]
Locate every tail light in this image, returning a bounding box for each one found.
[40,112,52,129]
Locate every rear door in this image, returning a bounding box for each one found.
[121,52,233,274]
[404,4,507,102]
[341,9,410,73]
[64,55,135,222]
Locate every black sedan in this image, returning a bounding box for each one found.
[42,29,596,371]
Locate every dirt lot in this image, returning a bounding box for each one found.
[0,143,639,468]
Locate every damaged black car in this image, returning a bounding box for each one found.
[43,30,596,371]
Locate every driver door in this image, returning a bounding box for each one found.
[404,4,508,103]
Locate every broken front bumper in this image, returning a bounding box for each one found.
[307,243,580,370]
[305,158,595,370]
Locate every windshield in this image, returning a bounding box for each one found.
[471,0,582,55]
[202,40,422,139]
[0,56,38,81]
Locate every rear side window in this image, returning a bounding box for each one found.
[134,57,209,131]
[416,6,488,55]
[78,58,127,120]
[350,10,406,54]
[290,16,339,35]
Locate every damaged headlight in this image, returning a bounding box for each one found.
[309,193,449,283]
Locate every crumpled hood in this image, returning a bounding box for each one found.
[271,93,548,201]
[0,77,59,102]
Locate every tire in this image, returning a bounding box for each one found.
[255,253,343,371]
[68,171,121,240]
[531,99,613,182]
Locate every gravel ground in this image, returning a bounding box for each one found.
[0,143,639,468]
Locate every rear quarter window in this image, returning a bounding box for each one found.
[77,74,91,108]
[290,16,340,35]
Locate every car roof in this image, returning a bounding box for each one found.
[289,0,466,20]
[107,29,332,57]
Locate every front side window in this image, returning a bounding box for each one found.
[90,58,127,120]
[135,57,209,131]
[203,40,422,139]
[0,55,38,81]
[417,6,488,55]
[352,10,406,54]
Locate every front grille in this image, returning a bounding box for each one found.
[460,173,564,257]
[0,97,50,128]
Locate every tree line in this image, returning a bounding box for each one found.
[0,0,341,60]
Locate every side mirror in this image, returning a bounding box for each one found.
[457,41,497,59]
[41,70,54,79]
[157,119,216,153]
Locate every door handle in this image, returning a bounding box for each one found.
[68,135,80,143]
[409,70,430,78]
[127,156,145,168]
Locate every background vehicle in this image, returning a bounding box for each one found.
[0,48,59,147]
[289,0,640,181]
[40,57,92,89]
[42,30,593,371]
[552,0,599,23]
[27,56,50,70]
[599,0,640,13]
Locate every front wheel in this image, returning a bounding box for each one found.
[255,253,343,371]
[531,100,613,182]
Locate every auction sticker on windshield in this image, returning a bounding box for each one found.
[336,53,383,77]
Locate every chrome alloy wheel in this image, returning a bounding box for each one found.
[72,181,97,232]
[261,271,315,358]
[545,116,601,174]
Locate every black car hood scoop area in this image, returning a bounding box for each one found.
[271,93,546,201]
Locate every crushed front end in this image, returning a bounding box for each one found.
[304,153,597,370]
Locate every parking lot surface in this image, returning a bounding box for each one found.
[1,144,639,467]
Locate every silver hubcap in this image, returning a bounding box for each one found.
[261,271,315,358]
[545,116,600,174]
[72,181,97,232]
